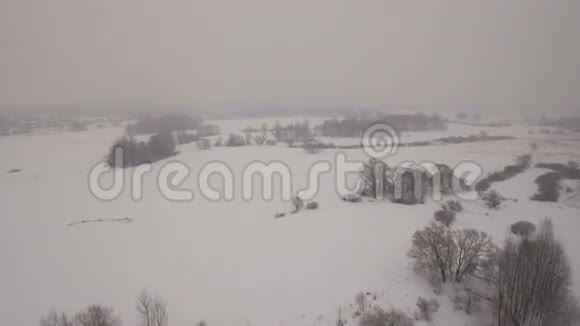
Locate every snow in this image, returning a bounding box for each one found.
[1,118,580,326]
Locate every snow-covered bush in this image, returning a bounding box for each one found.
[434,209,456,227]
[342,192,362,203]
[305,201,319,210]
[482,190,504,209]
[254,134,265,145]
[452,285,482,315]
[265,139,277,146]
[196,138,212,150]
[510,221,536,237]
[359,307,414,326]
[442,200,463,213]
[415,297,439,322]
[302,139,326,154]
[225,133,247,147]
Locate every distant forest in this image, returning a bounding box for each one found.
[318,114,446,137]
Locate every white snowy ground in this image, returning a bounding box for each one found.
[1,118,580,326]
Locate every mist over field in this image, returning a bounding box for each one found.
[1,1,580,326]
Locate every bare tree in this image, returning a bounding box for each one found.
[40,310,72,326]
[408,222,456,283]
[355,292,367,314]
[359,158,392,199]
[75,305,121,326]
[137,290,153,326]
[452,228,495,282]
[359,307,414,326]
[137,290,168,326]
[151,297,168,326]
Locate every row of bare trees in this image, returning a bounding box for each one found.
[493,219,580,325]
[40,290,169,326]
[408,217,580,325]
[40,305,121,326]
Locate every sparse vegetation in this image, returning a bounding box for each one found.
[359,307,415,326]
[305,201,319,210]
[415,297,439,322]
[225,133,247,147]
[531,162,580,202]
[482,190,504,209]
[510,221,536,236]
[434,209,456,227]
[442,200,463,213]
[196,138,212,150]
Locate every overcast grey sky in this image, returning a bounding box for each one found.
[1,0,579,113]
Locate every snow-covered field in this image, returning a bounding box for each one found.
[1,117,580,326]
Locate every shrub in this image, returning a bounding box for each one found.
[510,221,536,236]
[148,132,177,159]
[415,297,440,322]
[359,307,414,326]
[265,139,277,146]
[305,201,319,210]
[214,137,223,147]
[176,131,199,144]
[482,190,504,209]
[342,192,362,203]
[452,285,482,315]
[302,140,327,154]
[70,120,88,132]
[225,133,247,147]
[196,138,212,150]
[434,209,456,227]
[254,134,266,145]
[531,172,563,202]
[442,200,463,213]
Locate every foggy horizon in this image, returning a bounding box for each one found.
[1,0,580,114]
